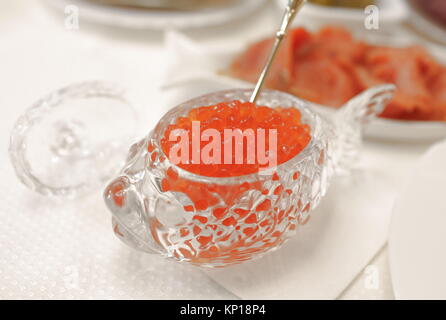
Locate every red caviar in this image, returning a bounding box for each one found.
[160,100,311,177]
[151,101,311,263]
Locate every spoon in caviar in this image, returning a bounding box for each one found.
[250,0,307,103]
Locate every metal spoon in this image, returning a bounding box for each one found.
[250,0,307,103]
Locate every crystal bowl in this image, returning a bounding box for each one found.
[104,86,394,267]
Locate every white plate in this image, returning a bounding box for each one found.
[164,31,446,143]
[389,140,446,299]
[45,0,267,30]
[406,0,446,45]
[275,0,408,30]
[310,104,446,143]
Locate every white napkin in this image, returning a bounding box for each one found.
[161,30,429,299]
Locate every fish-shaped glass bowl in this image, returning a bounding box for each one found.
[104,85,394,268]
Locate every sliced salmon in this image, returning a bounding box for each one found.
[228,26,446,121]
[290,56,357,107]
[229,27,312,91]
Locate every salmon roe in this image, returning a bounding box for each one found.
[149,101,311,263]
[160,100,311,177]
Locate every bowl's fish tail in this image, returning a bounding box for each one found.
[332,84,395,175]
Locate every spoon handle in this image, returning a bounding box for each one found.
[249,0,307,103]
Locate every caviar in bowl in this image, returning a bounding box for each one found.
[104,86,394,267]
